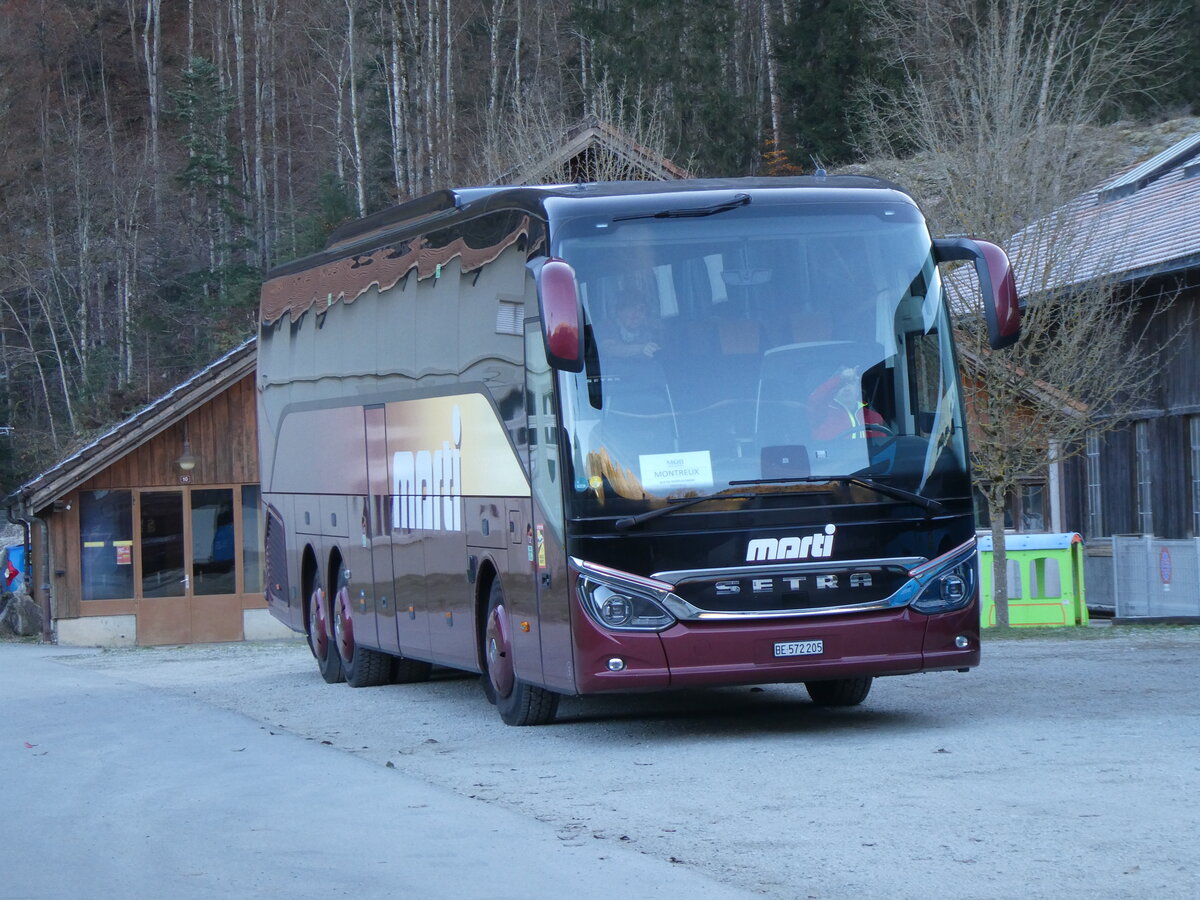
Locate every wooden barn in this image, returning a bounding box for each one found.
[494,116,690,185]
[1015,131,1200,542]
[4,338,290,646]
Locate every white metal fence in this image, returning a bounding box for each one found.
[1109,536,1200,619]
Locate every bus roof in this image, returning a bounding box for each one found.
[260,176,914,325]
[311,176,908,270]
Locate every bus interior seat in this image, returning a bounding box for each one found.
[789,309,833,344]
[716,319,760,355]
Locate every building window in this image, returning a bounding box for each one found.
[141,491,185,598]
[80,484,263,604]
[1019,483,1046,531]
[973,482,1045,533]
[1085,433,1103,538]
[80,490,134,601]
[192,488,236,595]
[1135,421,1153,535]
[241,485,263,593]
[1191,417,1200,536]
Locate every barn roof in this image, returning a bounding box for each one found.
[4,337,256,513]
[1010,131,1200,293]
[495,117,689,186]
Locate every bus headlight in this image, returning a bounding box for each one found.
[908,541,977,614]
[578,576,676,632]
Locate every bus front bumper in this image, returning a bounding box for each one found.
[572,600,980,694]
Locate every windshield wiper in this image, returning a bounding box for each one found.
[613,192,751,223]
[614,491,756,530]
[729,475,947,517]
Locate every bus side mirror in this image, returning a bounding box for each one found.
[933,237,1021,350]
[534,258,584,372]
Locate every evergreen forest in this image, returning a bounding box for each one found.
[0,0,1196,490]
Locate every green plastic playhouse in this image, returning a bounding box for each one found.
[978,533,1088,627]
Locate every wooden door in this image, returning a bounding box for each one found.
[187,488,244,643]
[137,488,244,645]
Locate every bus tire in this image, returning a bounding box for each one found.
[484,580,559,726]
[333,564,391,688]
[805,676,873,707]
[307,568,344,684]
[391,656,432,684]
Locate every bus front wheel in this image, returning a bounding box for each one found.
[804,676,873,707]
[483,580,559,726]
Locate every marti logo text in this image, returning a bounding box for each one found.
[392,406,463,532]
[745,525,836,562]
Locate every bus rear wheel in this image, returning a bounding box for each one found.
[307,569,344,684]
[333,564,391,688]
[805,676,873,707]
[483,580,559,726]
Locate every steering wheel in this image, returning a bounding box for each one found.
[832,423,896,442]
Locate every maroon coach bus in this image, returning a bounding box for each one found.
[257,178,1019,725]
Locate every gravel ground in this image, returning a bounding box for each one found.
[60,625,1200,899]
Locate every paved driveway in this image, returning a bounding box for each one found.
[3,642,749,900]
[6,625,1200,898]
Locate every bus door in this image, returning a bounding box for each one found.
[361,406,392,653]
[524,322,573,693]
[376,409,432,661]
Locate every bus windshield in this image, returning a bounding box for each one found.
[553,197,970,520]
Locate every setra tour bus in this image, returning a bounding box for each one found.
[257,177,1020,725]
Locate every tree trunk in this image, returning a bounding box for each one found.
[252,0,271,268]
[141,0,162,223]
[345,0,367,217]
[987,490,1011,627]
[387,10,407,197]
[231,0,252,264]
[760,0,782,151]
[487,0,506,122]
[512,0,521,104]
[425,0,438,189]
[1035,1,1065,129]
[444,0,454,186]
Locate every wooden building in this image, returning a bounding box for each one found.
[4,338,290,646]
[957,347,1077,535]
[1008,131,1200,544]
[494,116,690,185]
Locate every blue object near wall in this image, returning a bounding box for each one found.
[4,544,27,590]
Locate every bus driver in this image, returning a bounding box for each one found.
[809,365,885,440]
[601,294,661,359]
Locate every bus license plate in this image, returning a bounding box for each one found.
[774,640,823,657]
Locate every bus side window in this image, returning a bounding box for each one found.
[906,332,940,435]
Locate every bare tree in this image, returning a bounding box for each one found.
[858,0,1183,625]
[951,230,1174,626]
[859,0,1180,237]
[759,0,782,151]
[344,0,368,216]
[141,0,163,221]
[251,0,274,268]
